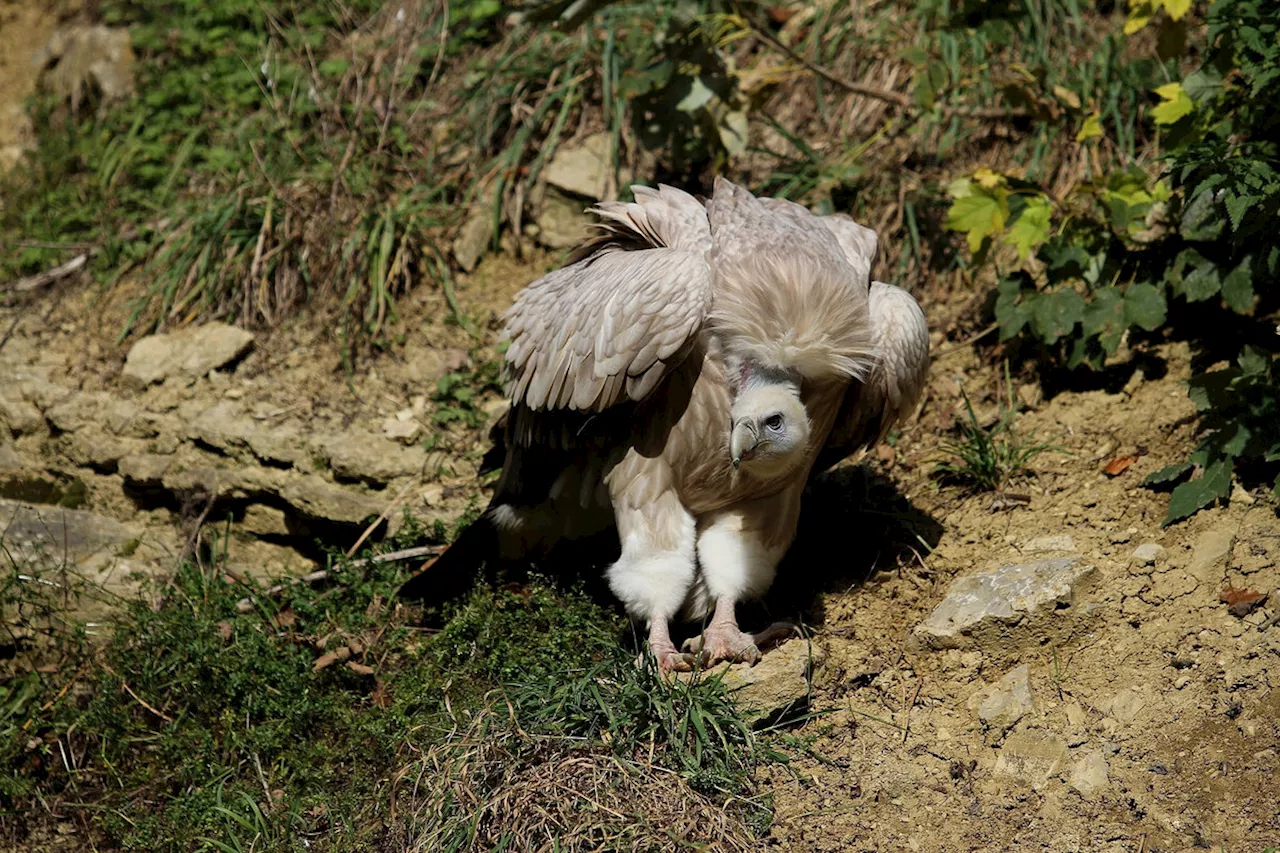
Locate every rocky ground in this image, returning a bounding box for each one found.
[4,247,1277,850]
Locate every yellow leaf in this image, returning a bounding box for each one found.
[946,176,975,199]
[1125,0,1156,33]
[1151,82,1194,125]
[1160,0,1191,20]
[973,168,1006,190]
[1053,85,1082,110]
[1076,113,1103,142]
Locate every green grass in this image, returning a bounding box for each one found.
[1,518,774,851]
[932,365,1060,492]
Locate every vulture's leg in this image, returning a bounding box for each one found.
[685,488,801,666]
[604,486,698,673]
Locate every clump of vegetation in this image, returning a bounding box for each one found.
[943,0,1279,523]
[932,367,1059,492]
[1,516,774,851]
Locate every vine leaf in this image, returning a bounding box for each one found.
[1151,82,1194,125]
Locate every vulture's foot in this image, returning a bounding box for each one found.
[647,618,696,673]
[683,620,802,667]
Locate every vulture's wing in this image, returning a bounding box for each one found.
[814,280,930,473]
[500,185,714,446]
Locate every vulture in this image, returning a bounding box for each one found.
[399,177,929,671]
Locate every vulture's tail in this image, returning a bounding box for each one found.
[394,512,498,604]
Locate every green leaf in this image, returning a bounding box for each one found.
[1151,82,1194,125]
[1163,460,1231,525]
[1238,345,1270,377]
[1181,67,1224,103]
[946,193,1008,254]
[1004,195,1052,258]
[1180,187,1225,241]
[1143,461,1193,486]
[1170,249,1221,302]
[1224,192,1259,233]
[1082,286,1126,353]
[995,275,1033,341]
[1031,289,1086,344]
[1220,258,1254,313]
[1124,282,1167,330]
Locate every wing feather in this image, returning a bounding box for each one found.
[814,281,930,473]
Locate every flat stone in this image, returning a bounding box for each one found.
[0,392,44,436]
[1101,687,1147,726]
[1069,749,1111,797]
[382,412,422,444]
[969,664,1035,733]
[34,25,136,105]
[278,476,384,525]
[542,132,620,200]
[993,732,1070,789]
[189,402,302,465]
[241,504,290,537]
[1132,543,1166,565]
[121,322,254,389]
[118,453,174,486]
[452,211,490,273]
[316,433,425,486]
[64,428,141,471]
[911,557,1098,651]
[45,392,172,438]
[160,465,284,500]
[717,638,826,724]
[0,444,23,470]
[534,186,592,249]
[1189,527,1234,584]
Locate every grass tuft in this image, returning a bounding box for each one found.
[933,366,1059,492]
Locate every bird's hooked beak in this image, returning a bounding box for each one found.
[730,418,758,469]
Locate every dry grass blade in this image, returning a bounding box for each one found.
[404,707,760,852]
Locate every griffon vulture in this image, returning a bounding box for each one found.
[399,177,929,671]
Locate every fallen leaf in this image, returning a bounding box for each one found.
[1103,455,1138,476]
[1220,587,1267,618]
[876,443,896,466]
[313,646,351,671]
[216,620,233,640]
[273,609,296,629]
[766,5,795,24]
[346,661,375,676]
[370,679,393,709]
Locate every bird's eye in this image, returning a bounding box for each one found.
[764,414,784,431]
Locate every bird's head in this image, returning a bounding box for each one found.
[729,383,811,476]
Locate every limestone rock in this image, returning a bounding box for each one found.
[316,433,425,485]
[122,323,254,389]
[381,412,422,445]
[241,504,290,537]
[969,664,1035,733]
[452,211,491,273]
[0,444,23,470]
[533,186,592,249]
[0,392,44,436]
[118,454,174,487]
[1069,749,1110,797]
[160,465,284,501]
[34,25,136,109]
[1132,543,1166,566]
[188,402,302,465]
[542,132,624,200]
[718,638,826,724]
[0,498,162,611]
[278,476,384,525]
[1188,527,1233,584]
[993,732,1070,789]
[911,557,1098,652]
